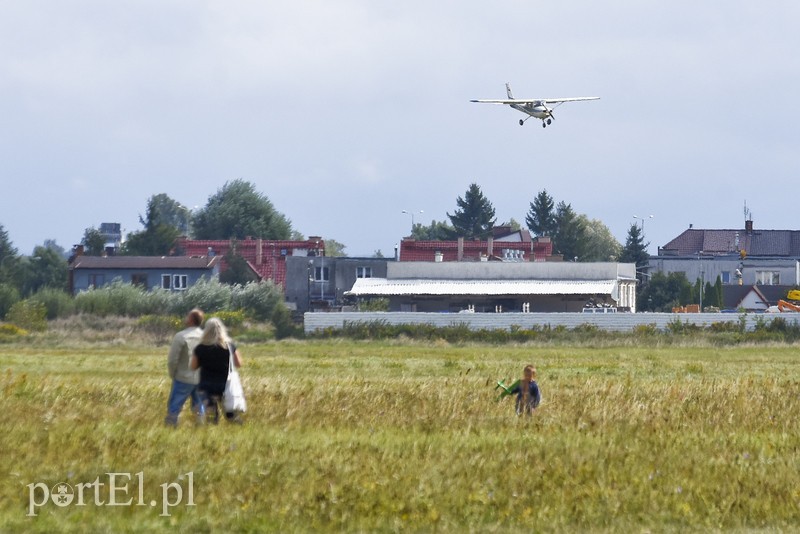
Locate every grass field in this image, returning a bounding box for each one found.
[2,336,800,532]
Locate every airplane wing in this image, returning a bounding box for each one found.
[470,97,599,104]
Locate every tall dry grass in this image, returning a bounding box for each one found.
[1,340,799,532]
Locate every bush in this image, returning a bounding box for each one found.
[6,300,47,331]
[633,323,659,336]
[207,310,247,337]
[271,303,300,339]
[0,322,29,342]
[358,298,389,312]
[74,281,155,316]
[666,318,700,335]
[29,287,75,319]
[136,314,182,341]
[231,281,283,321]
[178,278,231,315]
[0,283,20,319]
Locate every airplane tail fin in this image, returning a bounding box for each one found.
[505,83,514,99]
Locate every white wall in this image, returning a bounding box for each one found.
[304,311,795,333]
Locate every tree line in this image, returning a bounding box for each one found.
[1,179,682,315]
[413,182,649,267]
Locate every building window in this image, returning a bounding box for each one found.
[314,267,329,281]
[721,271,730,284]
[162,275,171,289]
[755,271,780,285]
[88,274,105,289]
[131,273,148,288]
[173,274,188,290]
[356,266,372,278]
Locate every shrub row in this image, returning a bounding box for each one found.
[1,279,300,336]
[310,315,800,344]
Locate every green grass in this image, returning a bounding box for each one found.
[2,339,800,532]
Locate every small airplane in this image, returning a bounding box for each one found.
[471,83,599,128]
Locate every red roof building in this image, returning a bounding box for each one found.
[399,229,554,262]
[175,236,325,288]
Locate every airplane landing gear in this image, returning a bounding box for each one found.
[542,122,546,128]
[519,119,524,126]
[546,118,552,125]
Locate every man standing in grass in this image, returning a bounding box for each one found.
[165,308,205,426]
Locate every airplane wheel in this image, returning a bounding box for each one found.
[547,118,552,125]
[519,119,524,126]
[542,122,546,128]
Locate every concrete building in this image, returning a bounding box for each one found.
[651,220,800,287]
[68,253,220,294]
[346,261,637,313]
[284,256,390,312]
[399,227,554,262]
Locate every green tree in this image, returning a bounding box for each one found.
[619,224,650,282]
[123,197,181,256]
[41,239,67,259]
[219,250,259,285]
[499,218,522,232]
[192,179,292,240]
[637,271,693,311]
[578,215,621,261]
[411,219,456,240]
[552,202,587,261]
[325,239,346,257]
[0,283,20,319]
[0,223,19,286]
[447,183,496,239]
[525,189,557,238]
[703,280,718,310]
[82,227,106,256]
[21,246,68,296]
[713,276,724,309]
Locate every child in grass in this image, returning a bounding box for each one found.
[497,364,541,415]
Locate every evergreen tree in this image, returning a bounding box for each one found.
[0,224,18,285]
[447,183,496,239]
[713,276,724,309]
[525,189,557,237]
[552,202,587,261]
[619,224,650,282]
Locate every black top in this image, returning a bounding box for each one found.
[194,342,237,391]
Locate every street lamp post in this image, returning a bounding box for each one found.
[632,214,654,233]
[402,210,423,231]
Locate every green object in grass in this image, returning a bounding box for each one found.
[495,379,520,400]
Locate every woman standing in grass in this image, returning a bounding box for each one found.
[190,317,243,423]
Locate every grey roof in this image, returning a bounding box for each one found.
[70,255,219,270]
[721,284,795,309]
[388,261,636,281]
[662,229,800,257]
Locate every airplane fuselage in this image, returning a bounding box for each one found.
[511,101,551,120]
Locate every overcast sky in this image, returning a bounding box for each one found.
[2,1,799,257]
